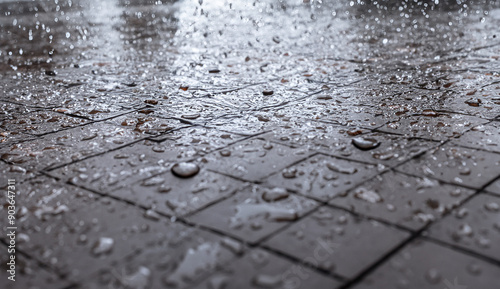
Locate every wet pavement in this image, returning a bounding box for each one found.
[1,0,500,288]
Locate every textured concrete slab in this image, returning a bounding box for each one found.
[330,171,475,230]
[264,206,410,279]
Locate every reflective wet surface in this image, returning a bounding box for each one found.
[1,0,500,288]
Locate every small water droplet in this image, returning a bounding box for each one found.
[354,187,383,203]
[92,237,114,256]
[282,168,297,178]
[467,262,482,276]
[252,274,282,288]
[484,202,499,212]
[326,163,357,174]
[425,268,441,284]
[262,188,289,202]
[144,209,161,221]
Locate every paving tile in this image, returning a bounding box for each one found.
[73,229,242,289]
[0,110,89,136]
[107,110,183,135]
[396,145,500,189]
[151,97,240,124]
[316,104,398,129]
[188,185,320,244]
[103,170,245,217]
[451,121,500,154]
[330,171,475,230]
[264,206,410,279]
[0,249,71,289]
[49,140,172,193]
[148,126,246,157]
[204,138,311,182]
[352,239,500,289]
[265,154,379,202]
[0,161,39,189]
[2,176,201,282]
[377,112,489,141]
[262,126,436,167]
[52,99,136,121]
[192,248,342,289]
[0,122,145,171]
[426,194,500,262]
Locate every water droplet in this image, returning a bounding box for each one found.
[171,162,200,178]
[142,177,164,186]
[476,236,491,248]
[484,202,499,212]
[152,146,165,153]
[354,187,383,203]
[219,150,231,157]
[119,266,151,289]
[387,204,396,212]
[158,185,172,193]
[326,163,357,174]
[181,113,200,120]
[467,262,482,276]
[92,237,114,256]
[282,168,297,178]
[144,209,161,221]
[262,188,289,202]
[352,137,381,150]
[262,142,273,150]
[455,208,469,219]
[164,243,221,286]
[252,274,282,288]
[425,268,442,284]
[220,237,244,255]
[458,166,471,176]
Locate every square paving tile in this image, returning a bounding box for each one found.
[74,230,242,289]
[264,206,410,279]
[192,248,341,289]
[204,138,311,182]
[377,112,488,141]
[188,185,319,244]
[0,161,39,189]
[148,126,246,158]
[263,128,436,167]
[0,110,89,136]
[426,194,500,262]
[265,154,379,202]
[0,122,145,171]
[330,171,475,230]
[451,121,500,154]
[396,145,500,189]
[104,170,245,217]
[6,176,204,282]
[107,110,182,135]
[49,140,172,193]
[0,249,71,289]
[309,103,398,129]
[352,239,500,289]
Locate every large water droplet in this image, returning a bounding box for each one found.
[352,137,381,150]
[171,162,200,178]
